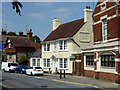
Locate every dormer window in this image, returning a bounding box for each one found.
[101,3,106,11]
[8,43,11,49]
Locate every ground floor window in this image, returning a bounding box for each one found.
[101,55,115,67]
[43,58,50,68]
[32,58,40,67]
[86,55,94,66]
[59,58,68,69]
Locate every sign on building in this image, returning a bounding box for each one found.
[0,41,3,50]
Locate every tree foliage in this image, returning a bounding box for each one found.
[32,36,41,43]
[2,55,7,62]
[18,55,28,65]
[7,32,17,36]
[12,0,22,16]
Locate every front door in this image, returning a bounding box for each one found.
[52,58,56,73]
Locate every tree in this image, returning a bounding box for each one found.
[2,54,7,62]
[18,55,28,65]
[7,32,17,36]
[12,0,23,16]
[32,36,41,43]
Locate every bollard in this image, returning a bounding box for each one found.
[60,70,62,79]
[64,70,65,78]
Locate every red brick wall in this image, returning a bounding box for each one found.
[93,2,119,43]
[84,70,94,77]
[95,72,117,81]
[5,44,16,53]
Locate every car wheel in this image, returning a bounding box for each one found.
[31,72,33,76]
[3,69,5,72]
[20,71,23,74]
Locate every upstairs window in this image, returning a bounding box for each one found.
[54,42,57,51]
[102,18,107,42]
[101,3,106,11]
[59,40,68,51]
[43,43,51,52]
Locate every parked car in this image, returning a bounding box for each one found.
[15,65,29,74]
[26,67,44,76]
[1,62,18,72]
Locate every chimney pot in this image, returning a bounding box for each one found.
[27,29,33,40]
[19,32,23,36]
[1,29,6,35]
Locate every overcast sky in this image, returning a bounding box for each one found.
[2,2,97,41]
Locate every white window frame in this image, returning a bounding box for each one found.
[101,2,106,11]
[101,15,108,42]
[43,43,51,52]
[59,40,68,51]
[59,58,69,69]
[43,58,50,68]
[54,42,57,51]
[31,58,41,67]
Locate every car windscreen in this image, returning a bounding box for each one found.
[10,63,18,66]
[22,65,28,68]
[35,67,42,69]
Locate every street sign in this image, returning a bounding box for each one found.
[70,56,75,61]
[0,41,3,50]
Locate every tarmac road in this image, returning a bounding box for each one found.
[1,72,103,89]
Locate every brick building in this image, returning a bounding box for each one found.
[81,0,120,82]
[5,30,39,63]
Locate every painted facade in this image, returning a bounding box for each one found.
[42,7,93,74]
[81,0,120,82]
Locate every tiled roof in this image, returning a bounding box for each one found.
[8,36,34,47]
[31,49,42,58]
[43,18,85,42]
[32,43,42,50]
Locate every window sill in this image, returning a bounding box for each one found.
[58,68,69,70]
[85,65,94,68]
[58,50,68,52]
[43,51,51,53]
[43,67,51,69]
[100,66,116,69]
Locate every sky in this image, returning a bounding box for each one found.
[2,2,97,41]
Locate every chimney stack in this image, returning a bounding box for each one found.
[27,29,33,40]
[19,32,23,36]
[53,18,60,31]
[84,6,93,22]
[1,29,6,35]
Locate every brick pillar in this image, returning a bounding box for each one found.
[115,51,120,83]
[81,53,84,76]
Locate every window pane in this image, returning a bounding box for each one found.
[59,41,63,50]
[54,42,57,51]
[43,59,46,67]
[37,59,40,67]
[64,58,68,68]
[47,59,50,67]
[64,40,67,50]
[59,58,63,68]
[32,59,36,66]
[47,43,50,51]
[44,43,46,51]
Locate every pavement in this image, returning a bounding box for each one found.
[44,73,120,89]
